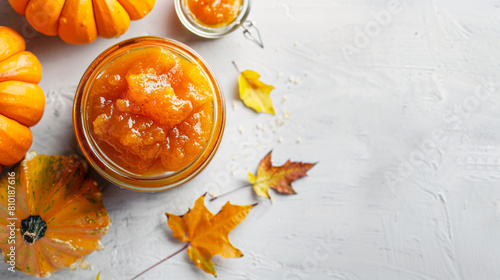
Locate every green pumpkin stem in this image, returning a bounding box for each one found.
[21,216,47,245]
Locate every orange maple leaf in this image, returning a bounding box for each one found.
[248,151,317,199]
[165,194,254,276]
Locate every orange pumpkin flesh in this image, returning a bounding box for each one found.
[0,152,110,278]
[0,26,45,168]
[9,0,156,44]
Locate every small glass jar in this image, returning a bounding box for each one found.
[175,0,251,39]
[73,37,226,192]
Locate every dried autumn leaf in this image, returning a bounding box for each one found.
[248,151,317,199]
[238,69,275,114]
[165,195,254,276]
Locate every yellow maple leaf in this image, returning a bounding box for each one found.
[165,194,254,276]
[238,69,275,114]
[248,151,317,199]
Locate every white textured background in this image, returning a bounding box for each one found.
[2,0,500,279]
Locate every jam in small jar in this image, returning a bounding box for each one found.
[186,0,242,28]
[175,0,254,39]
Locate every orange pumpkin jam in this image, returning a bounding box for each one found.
[186,0,242,27]
[89,47,213,174]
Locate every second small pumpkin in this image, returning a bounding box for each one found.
[8,0,156,44]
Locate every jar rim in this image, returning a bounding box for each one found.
[174,0,252,38]
[73,36,226,192]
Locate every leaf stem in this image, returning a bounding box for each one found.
[210,185,252,202]
[130,243,189,280]
[232,61,241,73]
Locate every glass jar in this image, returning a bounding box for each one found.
[73,37,226,192]
[175,0,252,38]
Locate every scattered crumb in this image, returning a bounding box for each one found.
[288,76,295,83]
[275,47,281,52]
[294,41,299,47]
[284,110,291,120]
[278,72,284,78]
[305,71,310,77]
[231,154,238,160]
[278,137,284,143]
[276,118,285,126]
[244,141,252,147]
[96,240,104,250]
[210,190,217,198]
[238,125,244,134]
[294,77,301,84]
[231,137,238,143]
[261,125,267,131]
[231,169,237,176]
[232,100,237,111]
[80,259,89,270]
[257,122,263,129]
[297,137,302,143]
[282,95,288,102]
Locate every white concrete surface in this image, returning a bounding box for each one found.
[1,0,500,279]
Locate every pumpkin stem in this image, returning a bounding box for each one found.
[21,216,47,245]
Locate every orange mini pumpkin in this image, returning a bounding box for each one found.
[0,152,110,278]
[8,0,156,44]
[0,26,45,169]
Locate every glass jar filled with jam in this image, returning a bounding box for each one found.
[73,37,225,192]
[175,0,263,47]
